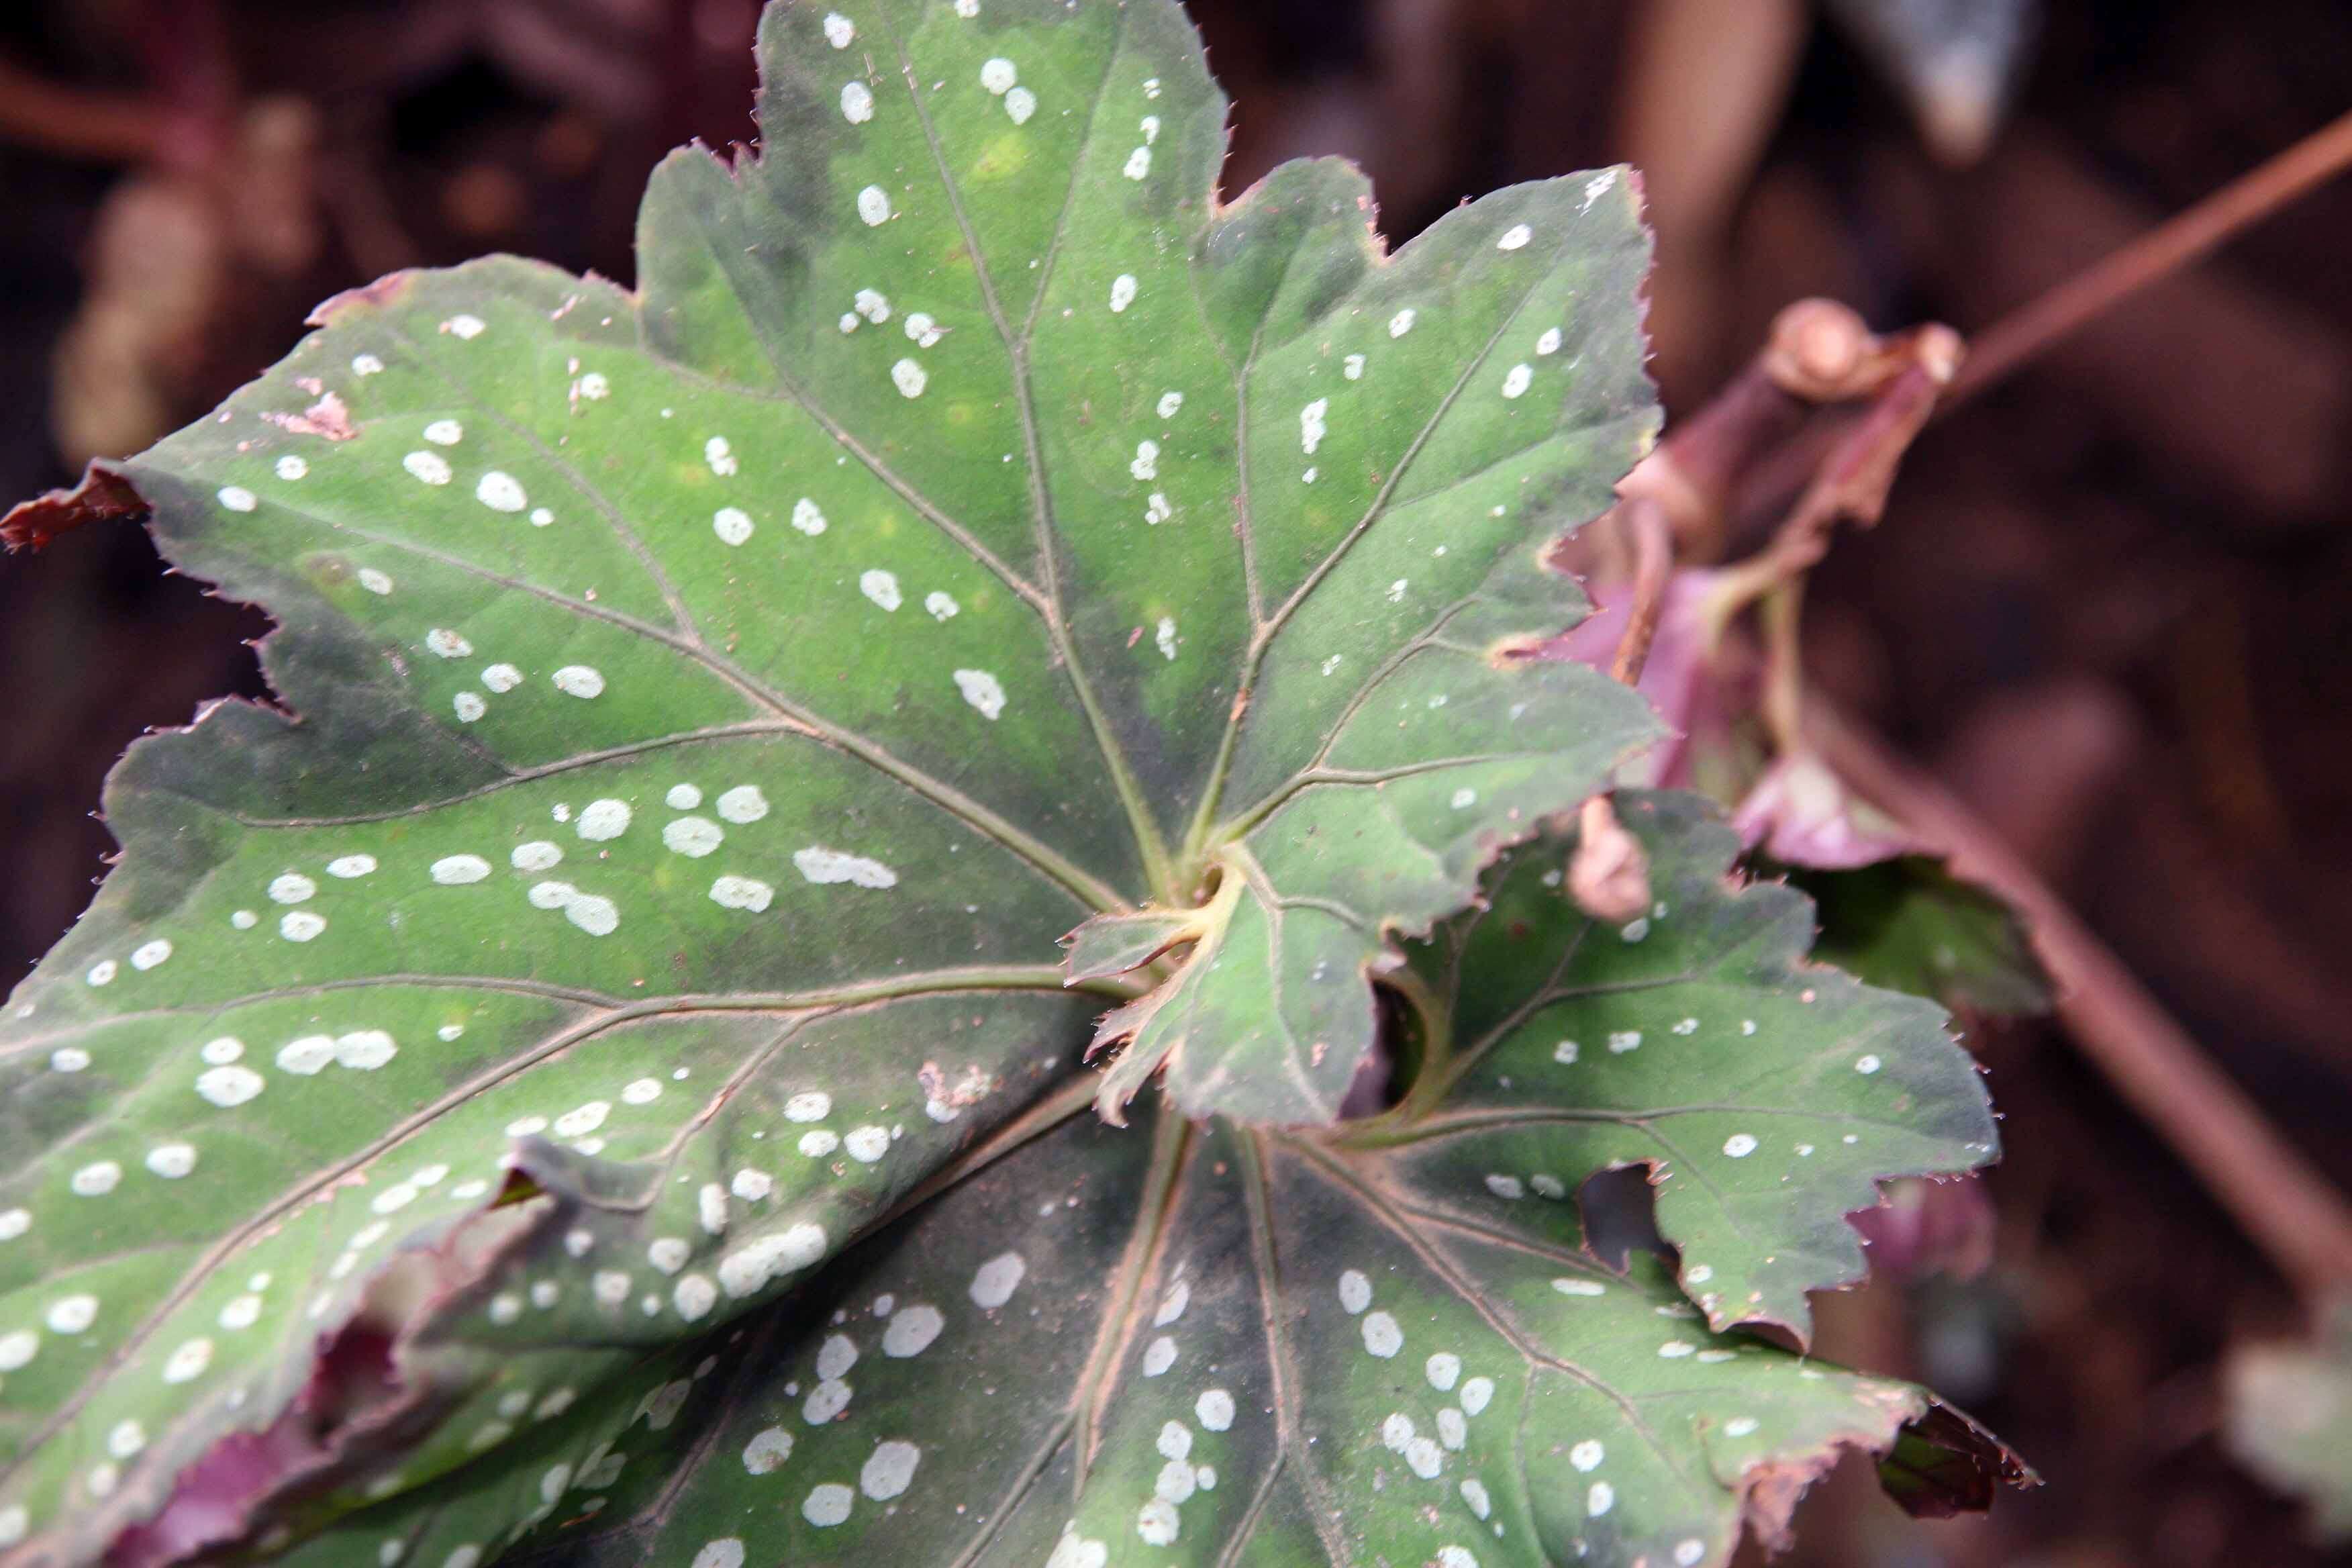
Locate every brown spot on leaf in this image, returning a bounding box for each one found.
[918,1060,995,1112]
[261,390,356,442]
[305,270,415,327]
[1740,1454,1835,1553]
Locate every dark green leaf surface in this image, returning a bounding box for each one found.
[256,799,2020,1568]
[1787,856,2052,1018]
[0,0,2010,1559]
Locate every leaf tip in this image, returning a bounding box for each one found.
[1875,1400,2041,1519]
[305,269,420,329]
[2,462,148,554]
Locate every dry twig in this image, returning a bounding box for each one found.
[1943,106,2352,410]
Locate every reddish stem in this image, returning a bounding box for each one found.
[1943,107,2352,410]
[1810,702,2352,1303]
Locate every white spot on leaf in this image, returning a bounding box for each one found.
[859,1440,920,1500]
[70,1161,122,1197]
[1137,1500,1179,1547]
[664,818,723,858]
[716,784,768,823]
[743,1426,794,1473]
[969,1252,1026,1308]
[196,1065,265,1106]
[277,1035,335,1075]
[564,893,618,936]
[793,848,897,889]
[710,877,775,913]
[163,1337,214,1383]
[860,569,903,610]
[882,1305,943,1357]
[953,669,1006,720]
[336,1031,397,1071]
[1300,397,1328,454]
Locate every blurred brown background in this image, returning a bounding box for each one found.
[4,0,2351,1562]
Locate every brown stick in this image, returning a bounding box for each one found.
[1942,106,2352,411]
[1808,701,2352,1302]
[1608,497,1675,686]
[0,63,168,164]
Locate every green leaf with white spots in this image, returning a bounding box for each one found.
[256,800,2024,1568]
[0,0,2006,1558]
[1393,794,2004,1342]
